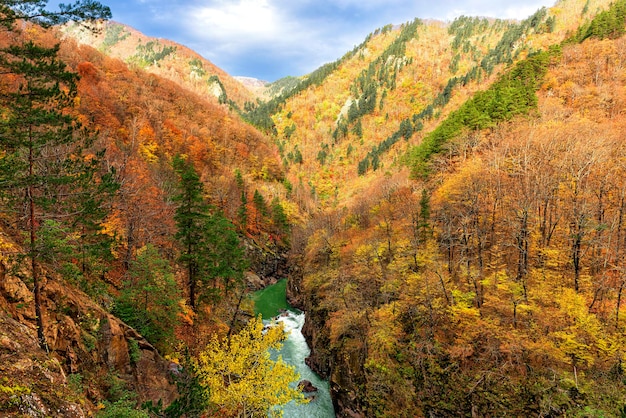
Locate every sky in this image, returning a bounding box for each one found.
[97,0,557,82]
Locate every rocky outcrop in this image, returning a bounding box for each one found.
[245,240,291,288]
[0,257,177,416]
[298,379,318,393]
[287,255,368,418]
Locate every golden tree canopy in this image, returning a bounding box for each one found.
[194,316,305,418]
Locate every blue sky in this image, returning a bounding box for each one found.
[98,0,557,81]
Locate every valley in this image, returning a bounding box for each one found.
[2,0,626,416]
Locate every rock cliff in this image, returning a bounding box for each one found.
[0,254,177,416]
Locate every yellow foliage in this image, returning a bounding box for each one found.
[194,316,305,417]
[553,288,620,367]
[369,305,402,357]
[139,141,159,163]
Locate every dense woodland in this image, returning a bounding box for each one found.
[3,0,626,416]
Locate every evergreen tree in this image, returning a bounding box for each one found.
[201,211,247,302]
[253,189,268,216]
[271,197,290,240]
[172,155,208,310]
[0,0,110,29]
[235,169,248,231]
[173,155,247,308]
[0,38,113,350]
[114,244,181,352]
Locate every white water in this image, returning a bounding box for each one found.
[267,311,335,417]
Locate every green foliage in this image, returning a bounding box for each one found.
[480,8,549,75]
[201,210,247,301]
[97,399,149,418]
[283,123,296,139]
[271,197,290,238]
[97,373,148,418]
[0,36,115,348]
[208,75,228,104]
[241,23,383,132]
[129,40,176,68]
[128,338,141,364]
[113,244,181,351]
[0,379,31,411]
[358,117,414,175]
[357,10,554,175]
[101,23,130,51]
[449,16,491,50]
[341,18,421,143]
[0,0,111,29]
[574,0,626,42]
[173,154,209,309]
[265,76,300,97]
[173,155,247,308]
[143,355,213,418]
[253,190,268,216]
[189,57,206,77]
[408,49,553,178]
[67,373,84,394]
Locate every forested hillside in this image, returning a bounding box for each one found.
[3,0,626,416]
[277,0,626,415]
[62,21,256,110]
[0,2,296,416]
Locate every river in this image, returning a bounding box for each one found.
[252,279,335,418]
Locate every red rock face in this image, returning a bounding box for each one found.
[0,258,177,416]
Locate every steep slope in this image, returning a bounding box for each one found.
[0,20,290,415]
[0,244,177,417]
[62,21,257,110]
[257,0,611,214]
[4,0,626,416]
[274,0,626,416]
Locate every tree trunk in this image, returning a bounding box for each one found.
[29,142,47,352]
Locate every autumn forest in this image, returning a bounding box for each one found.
[3,0,626,416]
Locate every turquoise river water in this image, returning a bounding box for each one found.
[252,279,335,418]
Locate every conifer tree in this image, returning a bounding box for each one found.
[0,0,110,29]
[0,39,112,350]
[173,155,247,308]
[173,154,208,309]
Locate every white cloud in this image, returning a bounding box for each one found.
[142,0,559,79]
[186,0,289,43]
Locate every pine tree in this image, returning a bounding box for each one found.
[0,0,110,29]
[201,211,247,301]
[113,244,181,352]
[173,156,247,308]
[172,155,208,310]
[0,37,112,350]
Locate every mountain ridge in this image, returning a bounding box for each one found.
[3,0,626,416]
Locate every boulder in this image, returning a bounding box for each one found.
[298,379,318,393]
[245,271,264,289]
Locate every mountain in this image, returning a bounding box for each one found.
[3,0,626,416]
[0,18,288,416]
[62,21,258,110]
[269,0,626,415]
[234,76,268,93]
